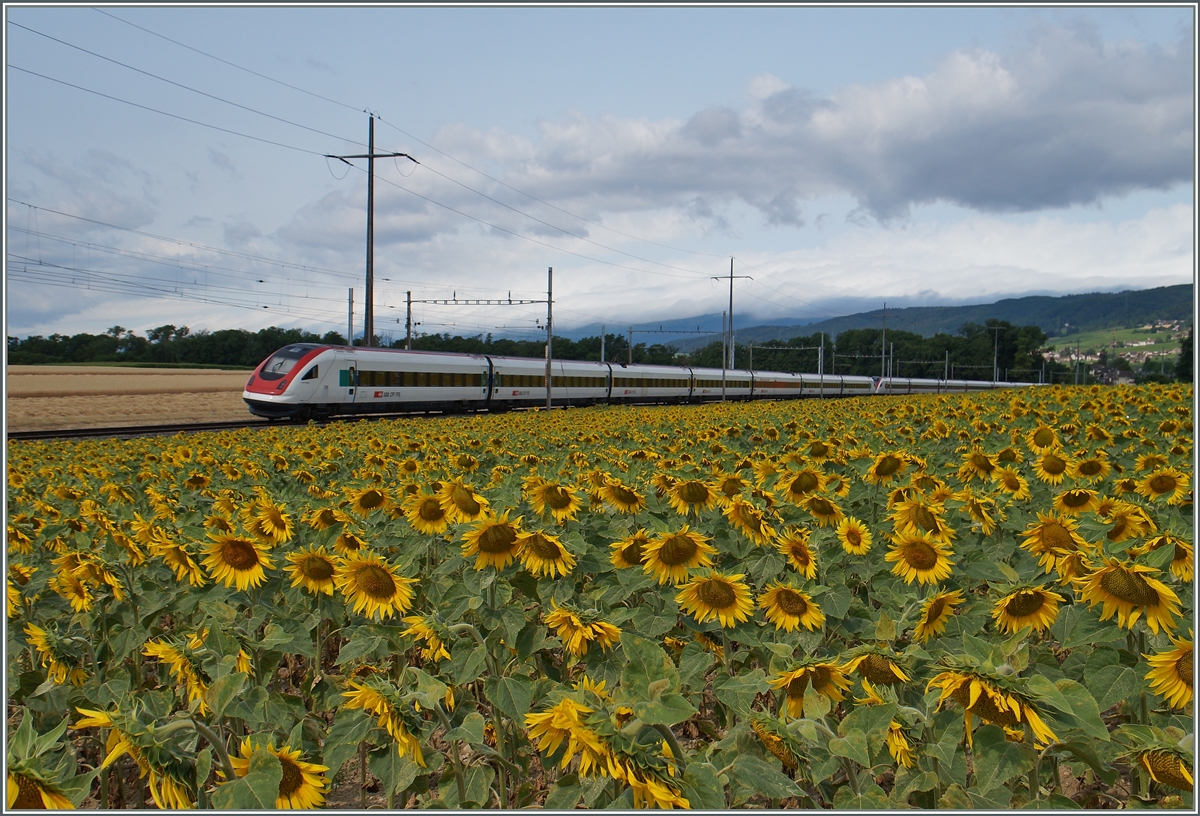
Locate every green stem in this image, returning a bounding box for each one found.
[359,741,367,810]
[187,718,237,783]
[67,637,102,685]
[650,724,686,776]
[433,704,468,806]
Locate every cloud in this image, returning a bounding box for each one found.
[19,149,159,230]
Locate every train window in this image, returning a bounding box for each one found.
[300,366,318,381]
[259,345,317,381]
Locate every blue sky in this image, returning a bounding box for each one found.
[4,5,1195,345]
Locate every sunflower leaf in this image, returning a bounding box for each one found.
[633,693,697,726]
[712,669,768,716]
[680,761,727,809]
[620,633,679,698]
[1084,664,1146,718]
[483,675,534,723]
[971,725,1028,792]
[369,745,424,797]
[729,754,803,801]
[1052,679,1109,741]
[205,671,246,719]
[828,730,871,767]
[541,775,583,810]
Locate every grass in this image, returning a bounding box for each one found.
[1046,325,1186,357]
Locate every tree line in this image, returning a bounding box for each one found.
[7,320,1191,383]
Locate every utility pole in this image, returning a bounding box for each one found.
[712,258,751,371]
[721,312,727,401]
[881,302,887,380]
[545,267,553,410]
[326,114,416,347]
[890,342,895,378]
[348,288,354,346]
[405,291,413,350]
[628,327,633,365]
[944,349,949,381]
[990,325,1004,383]
[600,325,605,363]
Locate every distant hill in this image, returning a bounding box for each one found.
[666,284,1192,351]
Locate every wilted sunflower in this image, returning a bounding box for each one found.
[676,571,754,628]
[749,715,799,770]
[401,615,451,662]
[333,530,369,558]
[244,499,294,545]
[335,551,416,620]
[991,585,1065,634]
[600,478,646,514]
[524,697,607,774]
[610,529,651,569]
[641,526,717,585]
[1032,450,1073,485]
[525,477,583,523]
[865,452,908,485]
[1074,555,1181,634]
[886,534,955,585]
[890,497,954,543]
[912,588,966,643]
[957,449,997,483]
[1053,487,1100,516]
[1019,512,1089,573]
[437,478,490,524]
[1103,501,1157,544]
[927,666,1057,748]
[770,660,852,718]
[202,534,274,591]
[775,527,818,579]
[341,680,425,765]
[956,490,1001,536]
[345,485,390,517]
[225,737,328,809]
[835,516,873,555]
[402,491,450,535]
[724,497,777,545]
[1143,630,1193,710]
[284,546,339,596]
[803,494,845,528]
[1136,468,1191,505]
[25,623,87,686]
[886,721,916,768]
[758,581,824,632]
[460,510,523,570]
[517,531,576,578]
[143,639,208,713]
[1138,749,1194,792]
[665,478,720,516]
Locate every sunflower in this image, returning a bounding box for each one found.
[1070,454,1112,483]
[1138,749,1195,792]
[803,494,845,528]
[641,526,717,585]
[345,485,390,517]
[25,623,87,686]
[335,551,416,620]
[460,511,524,571]
[886,722,916,768]
[776,526,818,579]
[992,466,1031,500]
[723,498,776,545]
[143,639,208,712]
[835,516,873,555]
[665,478,720,516]
[912,589,966,643]
[1026,424,1060,453]
[770,660,852,718]
[1052,487,1100,516]
[758,582,824,632]
[437,479,490,524]
[1143,630,1193,710]
[886,534,955,585]
[401,615,451,662]
[1131,533,1195,582]
[201,534,274,591]
[1074,555,1181,635]
[6,771,75,810]
[245,499,294,545]
[1019,512,1089,573]
[957,449,997,483]
[225,737,328,809]
[525,697,607,774]
[341,680,425,765]
[610,529,651,569]
[864,452,907,485]
[991,586,1065,634]
[284,546,339,596]
[927,667,1058,748]
[525,477,583,523]
[956,490,1000,536]
[402,491,450,535]
[517,531,576,578]
[1136,452,1171,472]
[778,467,827,503]
[600,478,646,514]
[1136,468,1191,505]
[544,603,621,656]
[1103,501,1157,544]
[890,497,954,543]
[1032,450,1073,485]
[675,571,754,628]
[843,649,910,685]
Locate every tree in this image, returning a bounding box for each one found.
[1175,327,1193,383]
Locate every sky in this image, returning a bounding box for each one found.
[4,5,1196,346]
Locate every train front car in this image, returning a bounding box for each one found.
[243,343,331,419]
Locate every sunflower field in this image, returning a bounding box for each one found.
[5,383,1195,809]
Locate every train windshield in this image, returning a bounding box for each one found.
[259,344,318,381]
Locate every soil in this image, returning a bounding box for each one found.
[5,366,254,432]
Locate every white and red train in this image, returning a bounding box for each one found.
[243,343,1037,421]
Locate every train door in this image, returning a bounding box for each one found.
[334,352,359,406]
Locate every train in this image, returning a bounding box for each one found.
[242,343,1039,421]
